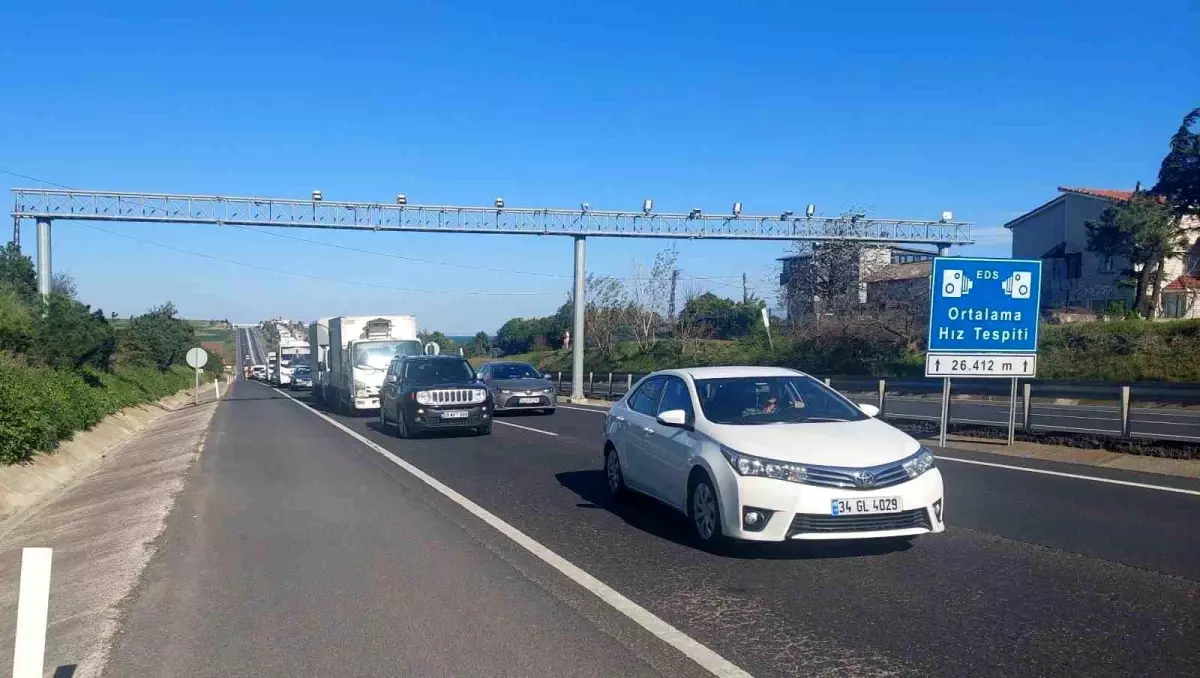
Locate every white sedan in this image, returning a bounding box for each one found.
[603,366,944,548]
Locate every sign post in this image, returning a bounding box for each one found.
[186,347,209,405]
[926,257,1041,446]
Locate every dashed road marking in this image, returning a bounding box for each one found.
[495,420,559,436]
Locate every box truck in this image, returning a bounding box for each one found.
[326,315,421,412]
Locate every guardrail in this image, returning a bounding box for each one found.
[550,371,1200,445]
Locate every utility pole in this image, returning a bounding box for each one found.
[668,268,679,320]
[742,272,748,304]
[11,217,19,248]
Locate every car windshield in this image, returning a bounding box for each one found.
[353,340,422,369]
[693,376,867,425]
[492,363,542,380]
[405,359,476,385]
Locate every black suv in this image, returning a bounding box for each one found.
[379,355,492,437]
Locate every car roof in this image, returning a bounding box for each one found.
[655,366,808,380]
[401,354,466,360]
[485,361,535,366]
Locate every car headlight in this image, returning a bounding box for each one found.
[902,447,936,479]
[415,391,434,405]
[721,447,809,483]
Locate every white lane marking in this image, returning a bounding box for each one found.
[271,387,751,678]
[12,547,53,678]
[936,456,1200,497]
[495,420,559,436]
[559,404,612,414]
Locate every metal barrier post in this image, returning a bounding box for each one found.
[588,371,594,397]
[557,371,562,393]
[1022,382,1032,433]
[626,373,633,394]
[1121,385,1131,438]
[607,372,614,398]
[1007,378,1018,445]
[877,379,886,418]
[938,378,950,447]
[824,377,831,387]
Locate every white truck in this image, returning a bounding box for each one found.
[308,318,332,404]
[326,315,421,413]
[276,339,310,386]
[267,351,278,384]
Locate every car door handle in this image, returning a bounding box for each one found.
[614,416,625,422]
[641,427,654,434]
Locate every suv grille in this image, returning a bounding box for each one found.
[426,389,476,405]
[788,508,931,536]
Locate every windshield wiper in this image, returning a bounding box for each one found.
[801,416,853,422]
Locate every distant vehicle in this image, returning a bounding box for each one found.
[326,315,421,413]
[275,340,309,387]
[477,361,556,414]
[603,366,945,549]
[290,364,313,391]
[379,355,491,437]
[250,365,267,380]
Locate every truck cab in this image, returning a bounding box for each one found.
[327,316,421,413]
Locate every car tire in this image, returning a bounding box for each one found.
[378,404,391,433]
[604,445,627,499]
[688,473,728,552]
[543,408,556,415]
[477,424,493,436]
[394,410,408,439]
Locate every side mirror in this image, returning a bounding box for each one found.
[656,409,690,428]
[857,403,880,418]
[477,372,485,380]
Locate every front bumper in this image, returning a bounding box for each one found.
[407,404,491,430]
[493,392,556,411]
[715,467,945,542]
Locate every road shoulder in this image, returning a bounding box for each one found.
[0,394,220,678]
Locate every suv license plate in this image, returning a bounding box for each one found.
[441,410,469,420]
[831,497,902,516]
[518,397,540,404]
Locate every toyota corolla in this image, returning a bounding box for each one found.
[602,366,944,548]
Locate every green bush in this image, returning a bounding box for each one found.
[0,354,194,465]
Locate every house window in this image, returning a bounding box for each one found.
[1163,294,1186,319]
[1067,253,1083,279]
[1100,256,1116,274]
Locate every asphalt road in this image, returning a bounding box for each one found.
[106,380,1200,677]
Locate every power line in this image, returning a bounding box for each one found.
[73,222,558,297]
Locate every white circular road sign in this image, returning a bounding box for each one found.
[186,347,209,369]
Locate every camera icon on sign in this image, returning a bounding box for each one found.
[1003,272,1032,299]
[942,270,972,298]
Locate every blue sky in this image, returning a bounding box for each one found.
[2,0,1196,332]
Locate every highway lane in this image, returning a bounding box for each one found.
[104,381,709,677]
[284,386,1199,677]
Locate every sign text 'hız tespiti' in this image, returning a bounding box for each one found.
[927,257,1042,354]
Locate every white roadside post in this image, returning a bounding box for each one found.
[925,257,1043,447]
[11,547,53,678]
[186,348,209,406]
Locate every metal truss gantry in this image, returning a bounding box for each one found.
[11,187,973,401]
[11,188,972,244]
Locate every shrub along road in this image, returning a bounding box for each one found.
[106,380,1200,677]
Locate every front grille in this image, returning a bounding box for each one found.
[788,508,931,536]
[424,389,476,405]
[803,462,911,490]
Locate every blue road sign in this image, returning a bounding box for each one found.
[927,257,1042,354]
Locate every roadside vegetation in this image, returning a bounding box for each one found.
[0,243,223,465]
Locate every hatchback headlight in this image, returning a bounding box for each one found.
[721,447,809,484]
[902,447,936,479]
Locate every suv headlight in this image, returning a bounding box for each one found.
[902,447,936,479]
[721,447,809,483]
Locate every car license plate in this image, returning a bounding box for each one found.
[441,410,469,420]
[518,397,540,404]
[831,497,902,516]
